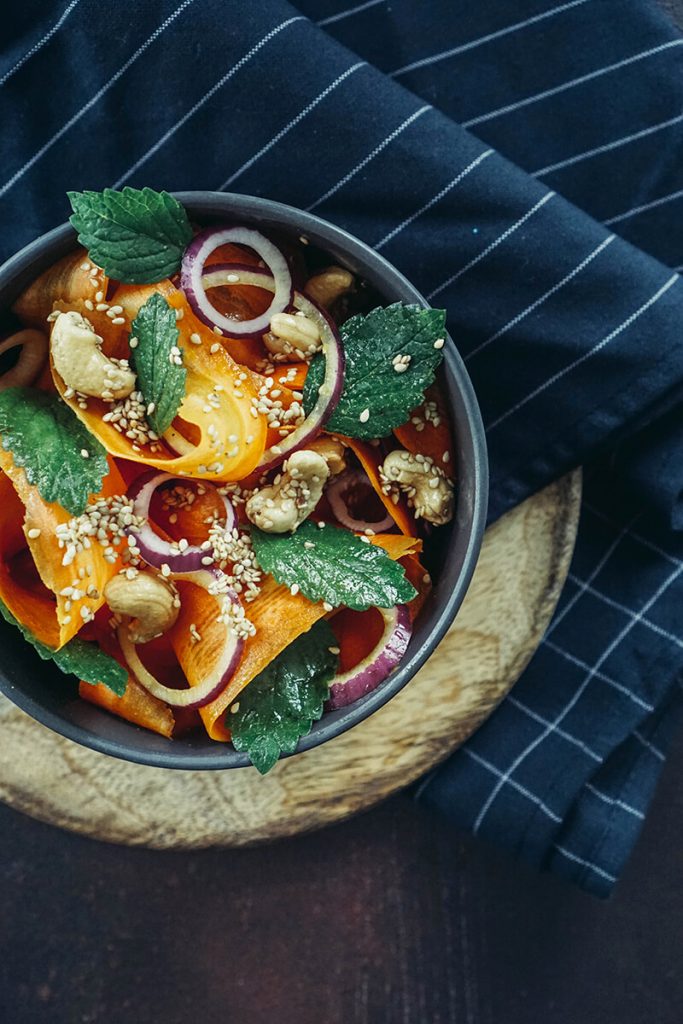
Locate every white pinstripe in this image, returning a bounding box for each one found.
[542,638,655,712]
[585,783,644,820]
[474,562,683,833]
[317,0,385,26]
[374,149,494,250]
[0,0,82,88]
[534,113,683,178]
[583,502,683,569]
[633,730,665,761]
[112,17,304,190]
[553,844,617,884]
[507,696,602,763]
[465,235,615,361]
[0,0,197,199]
[567,573,683,651]
[306,105,431,211]
[390,0,592,78]
[604,188,683,225]
[487,274,680,430]
[462,747,562,823]
[546,512,638,635]
[463,39,683,128]
[218,62,365,191]
[427,192,555,301]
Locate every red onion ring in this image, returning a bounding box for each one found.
[180,226,292,337]
[127,471,236,573]
[327,469,395,533]
[199,265,345,473]
[326,604,412,710]
[117,568,244,709]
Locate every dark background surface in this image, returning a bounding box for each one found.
[3,2,683,1022]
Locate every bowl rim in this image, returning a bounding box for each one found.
[0,191,488,770]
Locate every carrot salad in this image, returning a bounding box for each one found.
[0,188,455,772]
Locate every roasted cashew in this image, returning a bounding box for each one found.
[104,571,179,643]
[263,312,321,361]
[0,329,48,391]
[51,311,135,400]
[245,449,329,533]
[380,449,454,526]
[304,266,354,310]
[308,435,347,477]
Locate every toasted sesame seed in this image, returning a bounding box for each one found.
[230,702,240,714]
[359,408,370,423]
[323,602,333,612]
[80,449,89,459]
[190,333,202,345]
[329,646,340,655]
[434,338,445,349]
[112,317,126,326]
[27,528,41,539]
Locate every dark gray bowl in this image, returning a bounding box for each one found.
[0,192,487,769]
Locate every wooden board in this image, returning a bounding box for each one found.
[0,471,581,848]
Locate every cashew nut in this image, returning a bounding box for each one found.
[307,435,347,477]
[104,571,179,643]
[263,312,321,361]
[304,266,354,310]
[51,311,135,400]
[0,329,48,391]
[380,449,454,526]
[245,449,329,533]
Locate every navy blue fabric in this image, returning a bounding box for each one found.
[1,0,682,895]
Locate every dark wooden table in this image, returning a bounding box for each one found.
[3,1,683,1019]
[1,735,682,1023]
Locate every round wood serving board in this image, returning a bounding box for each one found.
[0,471,581,848]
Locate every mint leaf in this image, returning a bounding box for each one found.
[230,620,338,774]
[0,597,127,696]
[130,293,186,435]
[251,520,417,611]
[303,303,447,439]
[68,187,193,284]
[0,387,108,515]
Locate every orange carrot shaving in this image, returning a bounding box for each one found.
[393,383,455,480]
[12,249,109,328]
[342,436,418,537]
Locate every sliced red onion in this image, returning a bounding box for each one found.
[327,469,395,533]
[117,568,244,709]
[326,604,412,710]
[180,226,292,337]
[127,470,235,573]
[199,264,346,472]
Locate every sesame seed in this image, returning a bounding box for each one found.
[290,583,300,596]
[95,291,104,303]
[359,408,370,423]
[27,528,41,539]
[190,333,202,345]
[434,338,445,349]
[230,702,240,714]
[112,317,126,325]
[84,299,94,311]
[210,343,220,354]
[129,337,138,349]
[329,646,340,655]
[323,602,333,612]
[442,451,450,463]
[213,327,223,336]
[80,449,89,459]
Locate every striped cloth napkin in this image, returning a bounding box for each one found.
[2,0,682,894]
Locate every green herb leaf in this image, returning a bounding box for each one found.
[251,520,417,611]
[0,598,127,696]
[0,387,108,515]
[303,303,447,439]
[67,187,193,284]
[130,293,186,435]
[230,620,338,774]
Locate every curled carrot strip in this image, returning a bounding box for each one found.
[342,437,418,537]
[393,383,455,480]
[12,249,109,328]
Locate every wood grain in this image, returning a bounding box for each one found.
[0,471,581,847]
